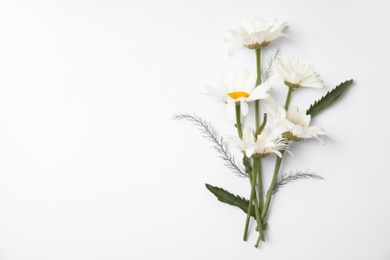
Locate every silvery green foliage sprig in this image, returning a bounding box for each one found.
[174,16,353,248]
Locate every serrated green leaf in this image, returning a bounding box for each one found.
[306,79,353,118]
[205,183,255,217]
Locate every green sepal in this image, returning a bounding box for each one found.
[306,79,353,118]
[205,183,255,217]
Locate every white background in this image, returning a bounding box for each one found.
[0,0,389,259]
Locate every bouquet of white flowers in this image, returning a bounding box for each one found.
[174,16,353,248]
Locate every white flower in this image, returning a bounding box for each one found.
[205,70,271,117]
[225,16,287,56]
[225,127,288,158]
[273,57,323,89]
[269,105,325,143]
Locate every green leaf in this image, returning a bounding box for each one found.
[306,79,353,118]
[205,183,255,217]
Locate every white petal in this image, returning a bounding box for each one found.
[227,44,243,57]
[240,101,249,116]
[273,150,283,157]
[245,147,256,157]
[242,127,255,143]
[273,57,322,89]
[226,101,236,122]
[232,70,250,91]
[248,83,270,100]
[225,135,246,151]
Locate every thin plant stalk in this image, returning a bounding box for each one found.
[262,85,294,223]
[254,48,263,208]
[252,158,265,247]
[261,151,285,220]
[251,159,265,246]
[242,182,264,242]
[285,87,293,109]
[254,47,265,245]
[257,157,264,212]
[243,163,258,241]
[242,161,265,243]
[242,159,266,244]
[235,103,243,139]
[243,170,255,241]
[255,48,262,130]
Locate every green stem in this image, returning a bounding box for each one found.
[261,82,293,230]
[255,48,261,130]
[261,151,285,221]
[255,113,267,136]
[284,87,293,110]
[235,103,243,139]
[251,159,265,247]
[255,48,261,86]
[243,159,265,244]
[253,157,265,247]
[253,47,266,247]
[243,167,254,241]
[255,229,263,249]
[257,158,264,212]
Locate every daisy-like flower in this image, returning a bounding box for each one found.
[225,127,288,158]
[225,16,287,56]
[273,57,323,89]
[205,70,271,117]
[269,105,325,143]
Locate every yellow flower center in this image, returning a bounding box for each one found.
[228,91,250,100]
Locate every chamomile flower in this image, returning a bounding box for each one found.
[205,70,271,117]
[269,105,325,143]
[225,127,288,158]
[273,57,323,89]
[225,16,287,56]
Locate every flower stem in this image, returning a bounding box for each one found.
[284,87,293,110]
[254,158,265,247]
[235,103,243,139]
[255,113,267,136]
[243,168,255,241]
[252,47,266,247]
[257,158,264,212]
[255,48,262,129]
[256,48,261,85]
[251,159,266,246]
[262,83,293,224]
[243,159,265,243]
[261,151,285,221]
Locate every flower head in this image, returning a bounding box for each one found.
[225,16,287,56]
[273,57,323,89]
[225,127,288,158]
[205,70,271,117]
[269,105,325,143]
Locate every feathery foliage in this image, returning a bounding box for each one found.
[205,183,255,217]
[272,170,324,194]
[306,79,353,118]
[261,46,281,83]
[173,113,247,177]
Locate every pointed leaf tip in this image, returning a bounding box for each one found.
[306,79,354,118]
[205,183,255,217]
